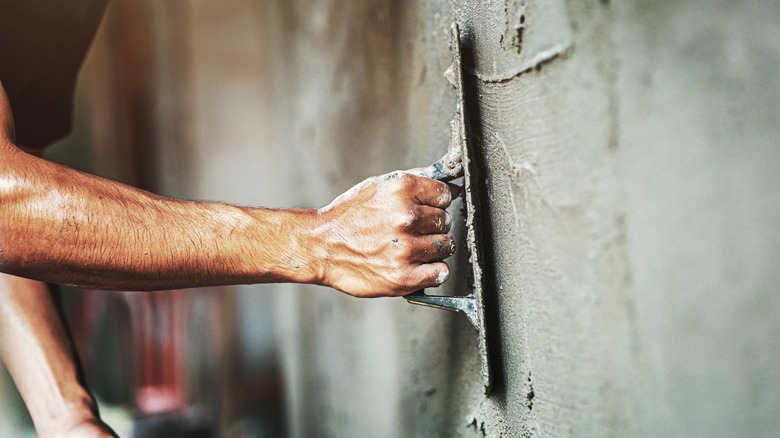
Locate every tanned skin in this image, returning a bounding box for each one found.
[0,81,455,294]
[0,139,117,435]
[0,275,117,437]
[0,80,455,436]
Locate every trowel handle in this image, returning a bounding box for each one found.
[419,117,465,182]
[405,291,480,329]
[419,154,461,182]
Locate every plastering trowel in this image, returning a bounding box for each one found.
[407,23,492,394]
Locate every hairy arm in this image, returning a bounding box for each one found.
[0,81,454,296]
[0,144,323,290]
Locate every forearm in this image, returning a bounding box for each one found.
[0,142,324,290]
[0,275,113,436]
[1,80,454,296]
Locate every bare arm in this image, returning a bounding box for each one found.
[0,144,114,437]
[0,81,454,296]
[0,275,116,437]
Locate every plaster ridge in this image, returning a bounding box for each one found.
[467,43,574,84]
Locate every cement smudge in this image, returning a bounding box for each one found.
[492,131,539,230]
[469,43,573,84]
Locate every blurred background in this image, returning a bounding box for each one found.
[2,0,780,437]
[1,1,294,436]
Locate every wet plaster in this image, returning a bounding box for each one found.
[270,1,628,436]
[460,0,572,82]
[264,0,780,436]
[274,0,636,437]
[461,1,635,436]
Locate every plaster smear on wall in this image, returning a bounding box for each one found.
[463,1,635,436]
[275,0,636,436]
[460,0,572,82]
[268,0,780,436]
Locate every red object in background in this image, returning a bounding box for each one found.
[71,289,190,416]
[124,290,189,416]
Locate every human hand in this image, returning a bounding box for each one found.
[314,170,458,297]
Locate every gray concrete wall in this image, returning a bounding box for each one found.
[52,0,773,436]
[272,0,631,436]
[7,0,770,436]
[270,0,780,437]
[617,1,780,436]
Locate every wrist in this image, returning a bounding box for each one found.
[281,208,329,286]
[33,389,103,437]
[241,207,329,286]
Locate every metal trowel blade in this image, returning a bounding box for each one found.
[406,22,492,394]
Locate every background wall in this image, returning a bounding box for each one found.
[272,0,780,437]
[2,0,779,437]
[617,1,780,436]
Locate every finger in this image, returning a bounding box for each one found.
[405,167,426,175]
[409,205,451,234]
[408,234,455,262]
[403,262,450,292]
[412,177,453,208]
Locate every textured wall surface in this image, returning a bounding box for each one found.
[274,0,634,436]
[272,0,780,437]
[617,1,780,437]
[0,0,770,436]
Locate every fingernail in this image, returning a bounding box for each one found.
[436,270,449,284]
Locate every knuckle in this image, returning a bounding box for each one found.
[393,206,420,229]
[389,255,407,270]
[397,171,415,185]
[386,171,415,191]
[400,212,417,228]
[391,211,413,228]
[379,172,410,195]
